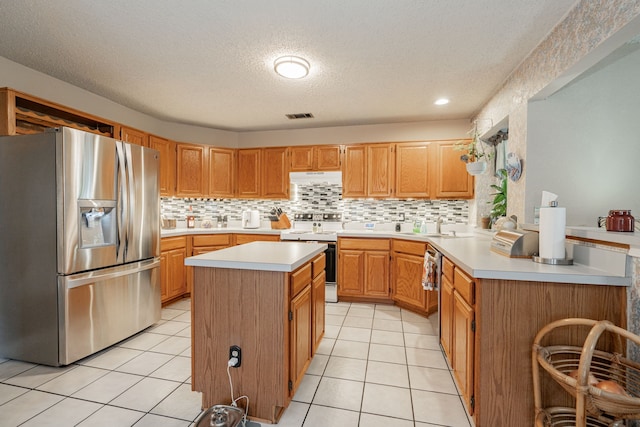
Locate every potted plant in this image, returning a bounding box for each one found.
[489,168,507,225]
[455,124,491,175]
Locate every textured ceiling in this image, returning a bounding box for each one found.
[0,0,578,132]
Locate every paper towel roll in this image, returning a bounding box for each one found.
[539,206,566,259]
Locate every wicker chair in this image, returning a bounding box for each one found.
[533,318,640,427]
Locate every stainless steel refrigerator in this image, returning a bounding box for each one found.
[0,127,161,366]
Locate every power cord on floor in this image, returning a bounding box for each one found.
[227,357,250,426]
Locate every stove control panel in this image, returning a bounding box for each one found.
[293,213,342,222]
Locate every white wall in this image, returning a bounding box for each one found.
[526,44,640,226]
[1,55,470,148]
[0,56,239,146]
[237,119,471,147]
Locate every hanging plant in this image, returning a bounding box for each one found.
[454,122,492,175]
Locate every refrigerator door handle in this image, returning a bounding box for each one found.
[63,258,160,289]
[116,142,128,263]
[124,142,135,261]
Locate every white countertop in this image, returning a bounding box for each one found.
[162,226,281,237]
[339,229,631,286]
[184,241,327,272]
[169,225,631,286]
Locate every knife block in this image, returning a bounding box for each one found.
[271,213,291,229]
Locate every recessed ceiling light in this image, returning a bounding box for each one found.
[434,98,450,105]
[274,56,310,79]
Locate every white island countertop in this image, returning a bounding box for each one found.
[184,241,327,272]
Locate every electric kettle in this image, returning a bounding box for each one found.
[241,210,260,229]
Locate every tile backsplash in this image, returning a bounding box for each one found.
[161,183,468,224]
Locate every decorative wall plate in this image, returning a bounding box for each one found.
[506,152,522,181]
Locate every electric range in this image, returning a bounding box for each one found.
[280,213,342,302]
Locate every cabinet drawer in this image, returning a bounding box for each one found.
[312,253,326,279]
[392,239,427,256]
[192,246,229,255]
[339,238,389,251]
[192,234,232,247]
[454,267,474,306]
[235,234,280,245]
[161,236,187,251]
[442,257,455,282]
[291,263,312,296]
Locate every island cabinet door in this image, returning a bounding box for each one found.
[312,270,326,354]
[290,285,312,396]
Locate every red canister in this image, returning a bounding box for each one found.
[606,210,635,232]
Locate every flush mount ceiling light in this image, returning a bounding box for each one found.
[434,98,450,105]
[274,56,310,79]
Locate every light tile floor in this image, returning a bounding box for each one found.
[0,298,472,427]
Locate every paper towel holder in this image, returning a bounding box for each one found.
[533,199,573,265]
[532,255,573,265]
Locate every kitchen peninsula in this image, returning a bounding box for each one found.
[339,228,632,426]
[185,241,327,423]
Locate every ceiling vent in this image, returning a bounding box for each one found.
[285,113,314,120]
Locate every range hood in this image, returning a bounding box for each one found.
[289,171,342,185]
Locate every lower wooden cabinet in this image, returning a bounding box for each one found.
[311,254,326,353]
[288,255,324,397]
[191,234,233,254]
[234,233,280,245]
[290,284,312,395]
[391,240,437,315]
[160,236,187,304]
[440,256,475,415]
[453,289,475,412]
[440,273,454,362]
[337,238,390,300]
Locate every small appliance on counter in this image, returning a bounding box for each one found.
[161,218,177,229]
[490,229,540,258]
[241,210,260,229]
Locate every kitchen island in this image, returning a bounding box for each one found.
[185,241,327,424]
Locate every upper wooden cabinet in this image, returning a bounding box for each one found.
[262,147,289,199]
[208,147,235,198]
[120,126,149,147]
[316,145,342,170]
[148,135,176,197]
[290,146,314,171]
[290,145,342,171]
[393,140,473,200]
[0,87,115,137]
[342,145,367,197]
[343,144,394,198]
[433,141,474,199]
[367,143,394,197]
[176,143,208,197]
[395,142,431,199]
[237,148,261,198]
